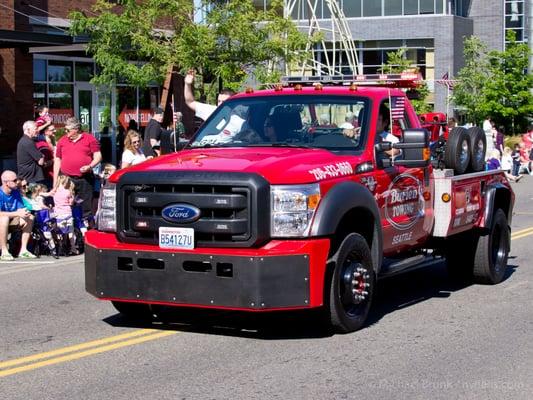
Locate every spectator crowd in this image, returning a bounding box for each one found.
[483,118,533,181]
[1,104,186,261]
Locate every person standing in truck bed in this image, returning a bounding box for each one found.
[184,69,235,121]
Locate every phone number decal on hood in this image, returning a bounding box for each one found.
[308,162,353,180]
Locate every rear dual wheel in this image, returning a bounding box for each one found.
[445,208,510,284]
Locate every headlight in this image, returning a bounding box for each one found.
[271,184,321,237]
[96,182,116,232]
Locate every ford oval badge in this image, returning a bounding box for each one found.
[161,204,201,223]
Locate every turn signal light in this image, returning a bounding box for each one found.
[441,193,451,203]
[294,84,303,91]
[307,193,321,210]
[349,83,358,91]
[314,83,323,91]
[245,87,254,94]
[274,84,283,92]
[423,147,431,160]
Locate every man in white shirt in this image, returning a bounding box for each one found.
[483,117,495,158]
[184,70,235,121]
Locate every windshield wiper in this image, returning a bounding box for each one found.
[264,142,314,149]
[186,143,234,149]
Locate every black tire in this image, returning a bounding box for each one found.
[467,126,486,172]
[444,127,471,174]
[326,233,375,333]
[112,301,154,320]
[472,209,510,284]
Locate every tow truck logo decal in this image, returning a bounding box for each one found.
[162,204,201,223]
[361,176,377,192]
[308,162,353,180]
[385,174,425,230]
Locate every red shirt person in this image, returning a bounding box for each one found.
[35,124,57,185]
[53,117,102,220]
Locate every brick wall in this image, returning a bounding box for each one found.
[0,1,16,155]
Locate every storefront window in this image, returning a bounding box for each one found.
[49,84,73,109]
[75,62,94,82]
[139,87,159,110]
[48,60,73,82]
[33,59,46,82]
[33,83,47,109]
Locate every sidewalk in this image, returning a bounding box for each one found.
[0,254,83,268]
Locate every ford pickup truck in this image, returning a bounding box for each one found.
[85,73,514,333]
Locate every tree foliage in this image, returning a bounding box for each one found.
[482,31,533,132]
[453,32,533,133]
[69,0,313,93]
[380,48,431,114]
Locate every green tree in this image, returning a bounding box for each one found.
[451,36,491,124]
[380,48,431,114]
[453,33,532,133]
[481,31,533,133]
[69,0,313,94]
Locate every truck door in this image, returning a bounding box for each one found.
[373,99,433,255]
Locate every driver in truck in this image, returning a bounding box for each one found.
[377,104,400,159]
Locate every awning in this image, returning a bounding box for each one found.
[0,29,73,48]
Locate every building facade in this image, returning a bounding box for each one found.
[273,0,529,115]
[0,0,168,164]
[0,0,530,162]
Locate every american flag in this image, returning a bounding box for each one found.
[390,96,405,120]
[436,72,455,90]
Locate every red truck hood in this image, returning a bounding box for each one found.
[112,147,360,184]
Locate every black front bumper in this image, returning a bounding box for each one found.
[85,244,310,309]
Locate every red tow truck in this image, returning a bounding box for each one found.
[86,73,514,333]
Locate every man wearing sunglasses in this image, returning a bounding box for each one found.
[53,117,101,224]
[0,170,35,261]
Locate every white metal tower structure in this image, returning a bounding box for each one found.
[284,0,362,76]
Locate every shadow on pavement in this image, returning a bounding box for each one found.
[103,260,518,340]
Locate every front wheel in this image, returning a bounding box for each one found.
[326,233,375,333]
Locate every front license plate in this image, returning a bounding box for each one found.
[159,227,194,250]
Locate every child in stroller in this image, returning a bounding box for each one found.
[31,208,61,258]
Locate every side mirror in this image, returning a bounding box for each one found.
[393,128,430,167]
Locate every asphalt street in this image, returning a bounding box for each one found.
[1,176,532,400]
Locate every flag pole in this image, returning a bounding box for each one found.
[388,88,393,131]
[446,82,450,118]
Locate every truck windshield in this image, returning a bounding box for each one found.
[188,95,369,151]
